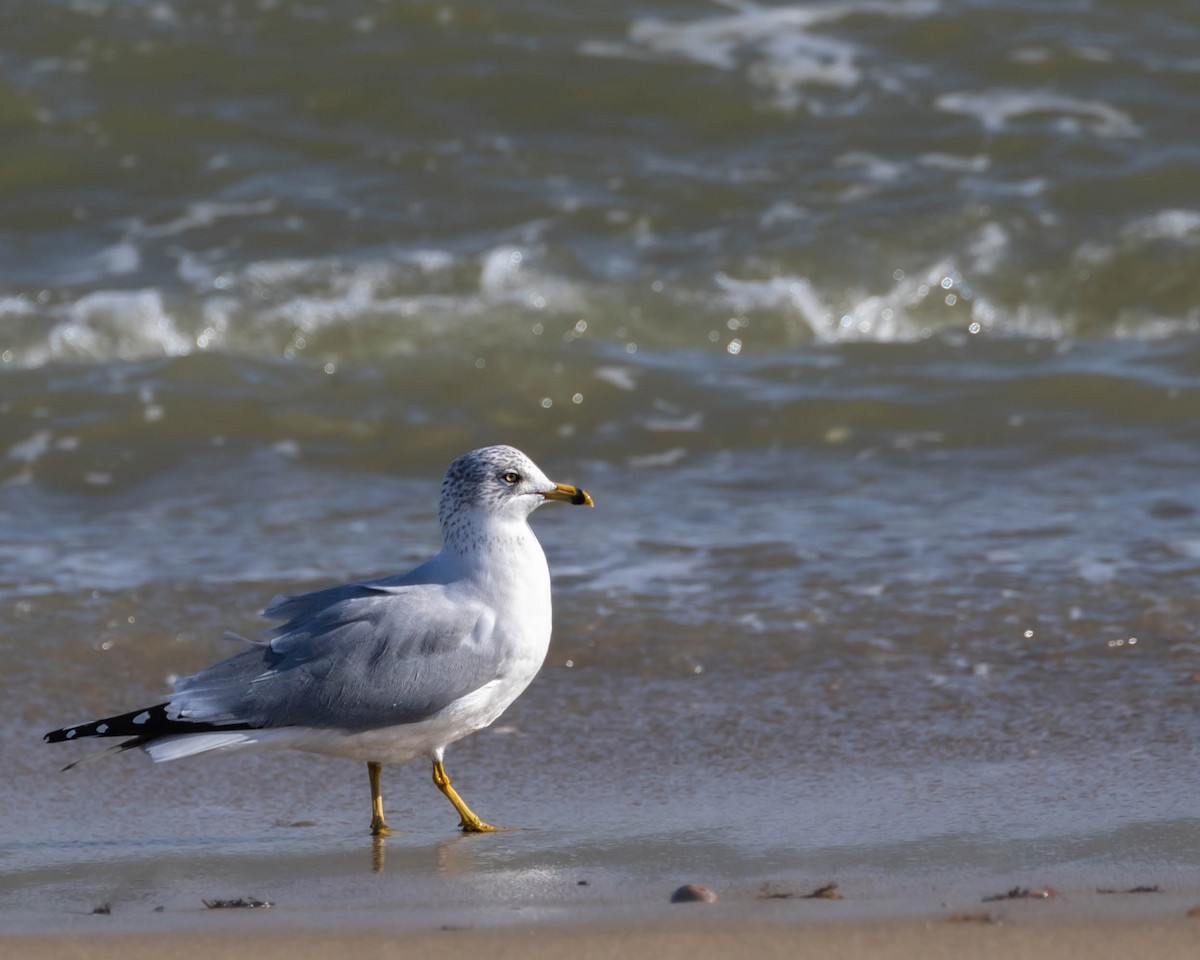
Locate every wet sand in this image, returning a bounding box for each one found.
[5,816,1199,958]
[9,667,1200,943]
[7,913,1200,960]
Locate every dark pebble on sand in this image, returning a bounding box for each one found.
[947,911,999,924]
[756,881,842,900]
[982,885,1056,902]
[670,884,717,904]
[202,896,273,909]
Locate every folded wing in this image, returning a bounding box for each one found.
[170,579,501,732]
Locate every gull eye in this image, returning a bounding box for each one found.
[501,471,521,485]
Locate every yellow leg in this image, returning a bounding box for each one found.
[368,761,391,837]
[431,759,498,833]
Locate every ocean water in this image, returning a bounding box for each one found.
[2,0,1199,932]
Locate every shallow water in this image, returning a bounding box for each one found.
[2,0,1200,934]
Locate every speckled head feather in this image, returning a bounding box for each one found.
[437,445,555,543]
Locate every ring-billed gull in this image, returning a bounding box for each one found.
[45,445,593,836]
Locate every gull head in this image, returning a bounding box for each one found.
[438,445,593,539]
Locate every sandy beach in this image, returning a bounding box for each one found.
[4,831,1199,960]
[7,913,1200,960]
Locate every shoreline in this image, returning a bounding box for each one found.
[6,912,1200,960]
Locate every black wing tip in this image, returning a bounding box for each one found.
[43,704,172,745]
[45,724,88,744]
[45,705,260,748]
[44,724,93,744]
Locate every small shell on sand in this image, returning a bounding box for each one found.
[670,884,717,904]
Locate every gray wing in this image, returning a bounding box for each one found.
[169,580,501,732]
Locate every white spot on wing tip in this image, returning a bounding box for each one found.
[66,729,77,739]
[96,723,108,734]
[132,711,151,725]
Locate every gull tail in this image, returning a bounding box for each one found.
[45,704,258,769]
[141,731,260,762]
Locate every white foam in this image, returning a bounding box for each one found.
[134,199,277,239]
[936,88,1141,137]
[712,245,1034,343]
[0,296,34,318]
[1120,209,1200,245]
[966,222,1011,275]
[242,257,322,286]
[233,243,585,351]
[716,273,906,342]
[64,241,141,284]
[479,245,528,295]
[475,242,585,313]
[593,366,639,391]
[835,151,905,183]
[577,39,653,62]
[261,266,383,334]
[18,290,192,366]
[917,153,991,173]
[643,412,704,432]
[628,447,688,468]
[607,0,937,110]
[405,249,455,273]
[746,27,863,108]
[1010,47,1051,65]
[176,250,219,286]
[6,431,53,464]
[759,201,807,228]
